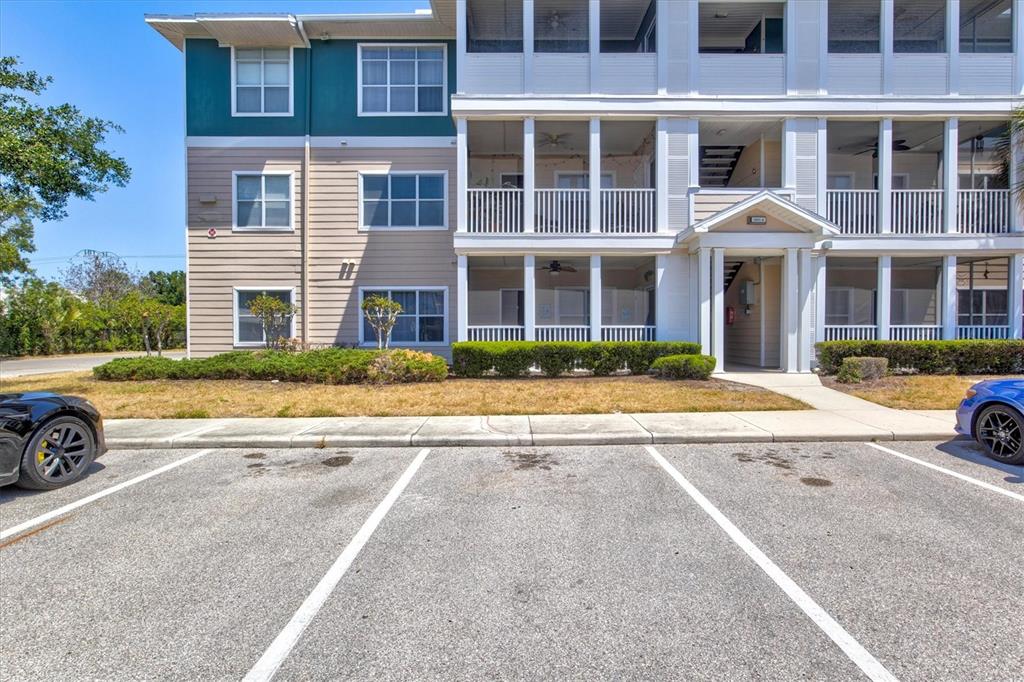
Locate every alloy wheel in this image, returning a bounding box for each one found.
[977,408,1023,459]
[34,422,92,483]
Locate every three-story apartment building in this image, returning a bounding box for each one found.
[149,0,1024,372]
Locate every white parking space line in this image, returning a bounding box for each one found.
[865,442,1024,503]
[644,445,899,682]
[243,447,431,682]
[0,449,214,541]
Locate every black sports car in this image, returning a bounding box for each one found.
[0,393,106,490]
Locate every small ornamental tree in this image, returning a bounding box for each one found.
[361,295,403,350]
[248,293,298,350]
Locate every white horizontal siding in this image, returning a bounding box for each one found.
[699,55,785,95]
[533,53,590,94]
[596,53,656,94]
[463,53,523,94]
[827,54,882,95]
[959,54,1013,95]
[893,54,948,94]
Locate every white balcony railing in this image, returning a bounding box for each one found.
[600,189,656,234]
[826,190,878,235]
[601,325,656,342]
[824,325,878,341]
[467,189,523,234]
[891,190,944,234]
[467,325,525,342]
[536,325,591,342]
[957,325,1011,340]
[957,189,1010,234]
[890,325,942,341]
[535,189,590,234]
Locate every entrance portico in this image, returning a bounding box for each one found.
[678,192,839,374]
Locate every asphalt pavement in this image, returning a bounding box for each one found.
[1,439,1021,681]
[0,350,186,379]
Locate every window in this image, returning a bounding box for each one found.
[232,48,291,115]
[360,288,447,345]
[960,0,1012,53]
[358,45,446,115]
[958,289,1009,326]
[234,288,294,346]
[828,0,880,54]
[360,172,447,230]
[555,172,614,189]
[698,3,785,54]
[894,0,946,53]
[535,0,589,53]
[467,0,524,53]
[233,172,293,230]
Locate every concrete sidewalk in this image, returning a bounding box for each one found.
[105,408,959,449]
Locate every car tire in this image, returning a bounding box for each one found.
[975,404,1024,465]
[16,415,97,490]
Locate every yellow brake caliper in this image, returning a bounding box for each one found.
[37,439,48,464]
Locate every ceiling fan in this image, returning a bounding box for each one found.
[537,132,570,149]
[856,139,912,157]
[540,260,577,275]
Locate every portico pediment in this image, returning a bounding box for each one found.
[678,191,840,245]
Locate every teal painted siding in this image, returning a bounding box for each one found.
[186,39,308,137]
[185,38,455,137]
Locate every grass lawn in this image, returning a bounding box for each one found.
[823,374,1018,410]
[1,372,805,419]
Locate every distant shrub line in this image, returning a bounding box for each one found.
[816,340,1024,375]
[451,341,704,378]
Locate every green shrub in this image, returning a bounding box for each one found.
[650,354,717,380]
[816,340,1024,375]
[93,348,447,384]
[836,356,889,384]
[451,341,702,378]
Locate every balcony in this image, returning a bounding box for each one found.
[467,189,524,234]
[825,190,878,235]
[891,190,944,234]
[536,189,590,233]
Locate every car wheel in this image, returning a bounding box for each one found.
[16,415,97,490]
[975,404,1024,465]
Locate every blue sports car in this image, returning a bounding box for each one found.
[956,379,1024,465]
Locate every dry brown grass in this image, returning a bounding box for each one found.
[0,372,805,419]
[824,374,1017,410]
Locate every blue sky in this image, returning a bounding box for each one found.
[1,0,428,280]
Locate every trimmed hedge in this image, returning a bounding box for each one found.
[650,354,717,380]
[836,356,888,384]
[451,341,702,378]
[816,340,1024,375]
[93,348,448,384]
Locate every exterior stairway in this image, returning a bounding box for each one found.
[699,145,744,187]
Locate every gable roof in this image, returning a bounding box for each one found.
[683,191,840,239]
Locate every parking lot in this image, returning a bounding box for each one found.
[1,439,1022,681]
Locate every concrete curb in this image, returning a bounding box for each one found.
[104,410,962,450]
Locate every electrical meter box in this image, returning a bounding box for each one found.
[738,281,756,306]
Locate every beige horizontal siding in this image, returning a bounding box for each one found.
[186,146,457,356]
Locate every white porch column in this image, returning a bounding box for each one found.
[589,117,601,233]
[783,248,800,372]
[942,255,958,340]
[947,0,960,94]
[784,0,797,93]
[523,117,536,233]
[656,0,669,94]
[590,255,602,342]
[816,118,828,216]
[524,255,536,341]
[782,118,797,191]
[656,118,669,233]
[814,253,827,345]
[798,248,813,373]
[523,0,534,94]
[687,0,700,95]
[878,119,893,234]
[943,118,959,233]
[456,118,468,233]
[698,247,712,355]
[589,0,600,92]
[457,254,468,341]
[1015,0,1024,95]
[711,248,725,373]
[877,255,892,340]
[456,0,466,94]
[881,0,894,94]
[818,0,829,94]
[1010,254,1024,339]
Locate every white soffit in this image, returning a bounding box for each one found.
[197,15,306,48]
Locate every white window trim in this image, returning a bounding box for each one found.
[233,286,296,348]
[357,170,449,231]
[231,170,296,232]
[499,172,525,188]
[230,46,294,118]
[554,170,617,188]
[356,43,449,117]
[357,286,449,347]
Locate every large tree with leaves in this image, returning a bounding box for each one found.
[0,56,131,283]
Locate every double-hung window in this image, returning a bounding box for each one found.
[234,288,294,346]
[359,44,446,115]
[361,288,447,345]
[361,172,446,229]
[234,172,293,230]
[233,48,292,115]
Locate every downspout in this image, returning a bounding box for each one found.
[299,19,311,345]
